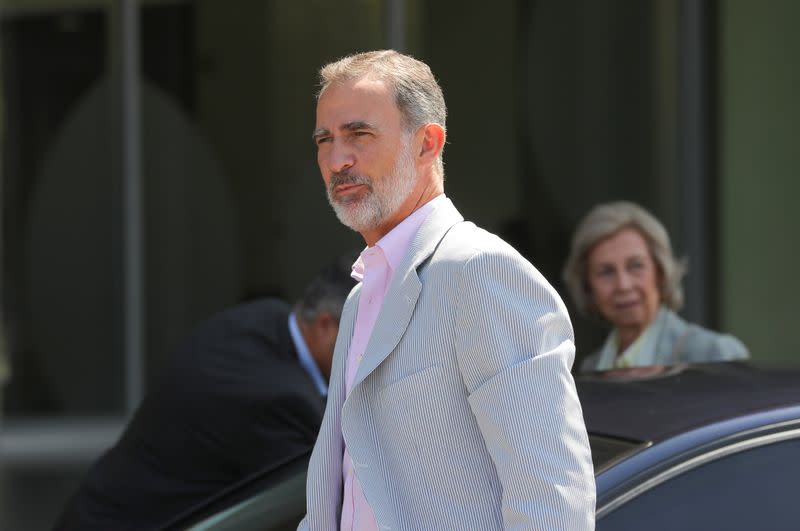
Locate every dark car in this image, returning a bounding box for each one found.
[581,362,800,530]
[163,362,800,531]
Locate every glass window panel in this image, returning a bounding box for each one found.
[1,7,123,417]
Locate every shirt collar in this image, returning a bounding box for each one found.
[351,194,447,282]
[288,312,328,396]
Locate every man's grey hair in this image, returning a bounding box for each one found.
[562,201,687,316]
[317,50,447,178]
[294,252,358,324]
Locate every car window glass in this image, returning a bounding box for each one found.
[183,470,306,531]
[598,438,800,531]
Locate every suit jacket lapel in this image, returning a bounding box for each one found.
[351,268,421,390]
[350,198,464,390]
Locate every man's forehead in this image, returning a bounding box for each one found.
[315,79,399,129]
[320,76,394,107]
[322,74,390,97]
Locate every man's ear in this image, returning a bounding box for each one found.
[417,123,445,165]
[312,312,338,337]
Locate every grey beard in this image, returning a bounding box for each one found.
[326,147,417,234]
[327,173,384,232]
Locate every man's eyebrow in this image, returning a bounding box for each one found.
[312,121,377,141]
[311,127,330,142]
[342,120,376,132]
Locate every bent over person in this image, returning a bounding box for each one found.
[301,50,595,531]
[54,256,354,531]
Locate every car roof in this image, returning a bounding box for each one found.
[576,362,800,444]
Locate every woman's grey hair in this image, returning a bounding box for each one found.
[562,201,687,315]
[317,50,447,178]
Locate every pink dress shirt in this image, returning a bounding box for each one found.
[340,195,446,531]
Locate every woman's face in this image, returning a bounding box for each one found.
[586,227,662,333]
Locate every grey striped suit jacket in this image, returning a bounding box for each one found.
[299,199,595,530]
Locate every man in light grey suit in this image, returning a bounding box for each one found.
[303,50,595,530]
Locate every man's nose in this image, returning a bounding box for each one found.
[324,142,355,174]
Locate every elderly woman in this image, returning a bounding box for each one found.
[563,201,749,372]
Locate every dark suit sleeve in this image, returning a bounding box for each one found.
[53,299,325,530]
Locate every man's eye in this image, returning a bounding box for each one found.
[353,131,371,137]
[316,137,332,145]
